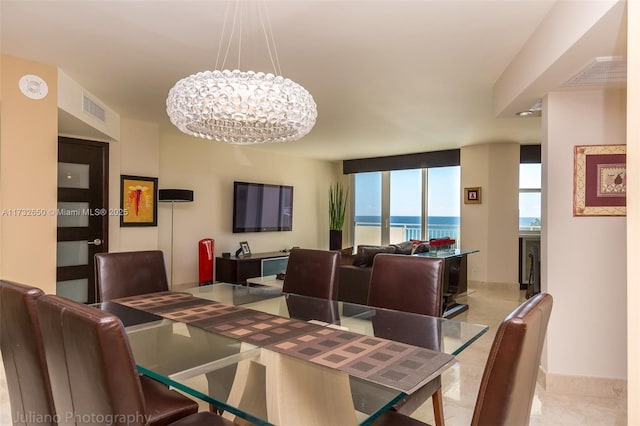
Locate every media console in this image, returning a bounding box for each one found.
[215,251,289,284]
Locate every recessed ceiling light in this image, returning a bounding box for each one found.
[516,111,533,117]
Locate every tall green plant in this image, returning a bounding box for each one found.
[329,182,348,231]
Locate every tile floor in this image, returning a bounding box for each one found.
[0,285,628,425]
[411,285,627,426]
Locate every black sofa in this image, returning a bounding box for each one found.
[337,242,415,305]
[337,242,469,318]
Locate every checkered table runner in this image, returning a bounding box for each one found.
[115,291,454,393]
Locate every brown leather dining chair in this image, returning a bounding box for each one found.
[0,280,56,426]
[94,250,169,302]
[373,292,554,426]
[36,294,234,426]
[368,253,446,426]
[282,248,341,299]
[96,250,235,417]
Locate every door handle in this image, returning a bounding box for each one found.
[88,238,102,246]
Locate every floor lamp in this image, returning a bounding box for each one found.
[159,189,194,288]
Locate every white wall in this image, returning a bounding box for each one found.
[461,142,520,285]
[543,89,626,381]
[159,133,339,285]
[627,0,639,420]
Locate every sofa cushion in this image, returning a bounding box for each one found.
[353,245,396,267]
[390,241,414,255]
[413,243,430,254]
[338,265,373,305]
[340,246,355,255]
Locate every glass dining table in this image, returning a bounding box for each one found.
[96,283,488,426]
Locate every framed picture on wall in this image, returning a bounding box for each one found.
[573,144,626,216]
[120,175,158,226]
[464,187,481,204]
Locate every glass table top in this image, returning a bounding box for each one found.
[413,248,480,258]
[97,283,488,426]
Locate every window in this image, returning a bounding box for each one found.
[353,172,382,246]
[352,166,460,247]
[519,163,541,233]
[427,166,460,245]
[390,169,422,244]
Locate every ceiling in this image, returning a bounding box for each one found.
[0,1,624,161]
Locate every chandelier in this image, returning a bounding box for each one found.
[166,3,317,144]
[167,69,316,144]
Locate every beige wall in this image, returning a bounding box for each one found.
[0,53,162,291]
[627,0,639,421]
[158,133,339,285]
[108,119,160,252]
[461,142,519,284]
[0,55,58,293]
[543,89,626,381]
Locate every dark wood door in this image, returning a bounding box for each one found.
[57,137,109,303]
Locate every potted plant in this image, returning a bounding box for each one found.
[329,181,348,250]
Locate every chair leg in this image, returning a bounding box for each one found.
[432,388,445,426]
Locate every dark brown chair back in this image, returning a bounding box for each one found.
[0,280,56,426]
[367,254,446,422]
[472,292,553,426]
[37,295,234,426]
[368,254,445,317]
[282,248,341,299]
[37,294,148,424]
[95,250,169,302]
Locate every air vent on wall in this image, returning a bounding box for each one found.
[82,93,106,122]
[563,56,627,87]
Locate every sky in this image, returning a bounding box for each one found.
[355,164,541,218]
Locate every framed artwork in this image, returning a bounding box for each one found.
[573,145,626,216]
[240,241,251,256]
[120,175,158,226]
[464,187,481,204]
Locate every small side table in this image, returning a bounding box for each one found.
[245,275,283,289]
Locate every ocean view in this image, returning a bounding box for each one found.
[354,215,540,243]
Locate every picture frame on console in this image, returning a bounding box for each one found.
[240,241,251,256]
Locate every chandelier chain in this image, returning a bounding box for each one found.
[214,1,232,70]
[166,1,317,144]
[237,0,243,70]
[259,0,281,76]
[219,0,241,70]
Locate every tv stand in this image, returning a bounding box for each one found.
[215,251,289,284]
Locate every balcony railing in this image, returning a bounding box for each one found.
[354,220,460,248]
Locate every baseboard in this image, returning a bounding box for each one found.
[467,280,520,292]
[537,367,627,399]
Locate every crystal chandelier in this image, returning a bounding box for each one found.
[167,69,316,144]
[166,3,317,144]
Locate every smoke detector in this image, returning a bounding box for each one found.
[19,74,48,100]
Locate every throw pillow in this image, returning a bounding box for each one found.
[410,239,428,245]
[391,240,414,255]
[413,242,430,254]
[353,245,396,267]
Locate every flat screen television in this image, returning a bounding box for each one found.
[233,181,293,233]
